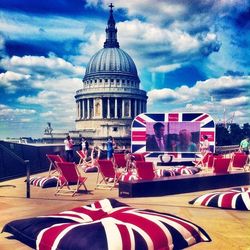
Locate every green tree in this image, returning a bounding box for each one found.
[229,123,243,145]
[216,124,231,146]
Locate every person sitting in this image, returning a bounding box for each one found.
[176,129,197,152]
[146,122,168,151]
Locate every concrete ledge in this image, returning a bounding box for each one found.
[119,171,250,198]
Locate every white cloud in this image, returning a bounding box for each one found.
[0,71,30,91]
[150,63,182,73]
[0,12,86,42]
[148,75,250,124]
[1,55,84,77]
[0,104,36,117]
[220,96,249,106]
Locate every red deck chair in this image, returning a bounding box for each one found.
[96,160,121,190]
[193,152,212,169]
[76,150,88,165]
[132,153,145,162]
[207,154,223,169]
[135,161,156,180]
[113,153,128,170]
[55,161,88,196]
[46,154,65,176]
[230,153,248,171]
[212,158,231,174]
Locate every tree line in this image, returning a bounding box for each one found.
[216,123,250,146]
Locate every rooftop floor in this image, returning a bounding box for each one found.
[0,171,249,250]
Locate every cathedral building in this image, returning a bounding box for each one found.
[74,4,147,148]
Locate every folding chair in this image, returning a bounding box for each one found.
[207,154,223,169]
[46,154,65,176]
[230,153,248,171]
[193,152,212,169]
[212,158,231,174]
[132,153,145,162]
[55,161,88,196]
[96,159,121,190]
[76,150,88,165]
[113,153,127,170]
[135,161,156,180]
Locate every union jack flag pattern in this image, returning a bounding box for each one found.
[131,112,215,162]
[29,176,59,188]
[189,187,250,210]
[3,198,211,250]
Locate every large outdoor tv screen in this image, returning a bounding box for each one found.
[146,121,200,153]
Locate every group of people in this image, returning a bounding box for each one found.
[63,135,116,162]
[64,131,249,163]
[146,122,210,153]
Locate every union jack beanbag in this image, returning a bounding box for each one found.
[120,170,139,181]
[3,198,211,250]
[175,166,200,175]
[189,187,250,210]
[84,165,98,173]
[162,169,181,177]
[29,176,59,188]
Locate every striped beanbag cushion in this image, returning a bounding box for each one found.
[29,176,58,188]
[189,187,250,210]
[120,170,139,181]
[3,198,211,250]
[84,165,98,173]
[175,166,200,175]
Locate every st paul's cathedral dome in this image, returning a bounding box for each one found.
[74,3,147,148]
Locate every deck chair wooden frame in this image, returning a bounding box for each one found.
[212,158,231,174]
[46,154,65,176]
[96,159,121,190]
[76,150,88,165]
[193,152,212,169]
[230,153,248,171]
[132,153,145,162]
[55,161,88,196]
[135,161,156,180]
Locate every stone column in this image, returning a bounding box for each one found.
[82,99,85,119]
[107,98,110,118]
[129,99,131,117]
[87,99,90,119]
[115,98,118,118]
[134,99,137,117]
[144,101,147,112]
[77,101,79,119]
[100,98,103,118]
[122,99,124,117]
[80,100,83,118]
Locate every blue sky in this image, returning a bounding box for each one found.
[0,0,249,139]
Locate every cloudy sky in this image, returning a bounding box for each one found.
[0,0,249,139]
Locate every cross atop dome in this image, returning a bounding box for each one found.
[104,3,120,48]
[109,3,114,11]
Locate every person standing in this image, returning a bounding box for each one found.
[146,122,168,151]
[81,137,89,155]
[106,136,115,160]
[200,135,210,155]
[239,137,250,155]
[64,135,74,162]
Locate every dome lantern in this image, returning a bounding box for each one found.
[104,3,120,48]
